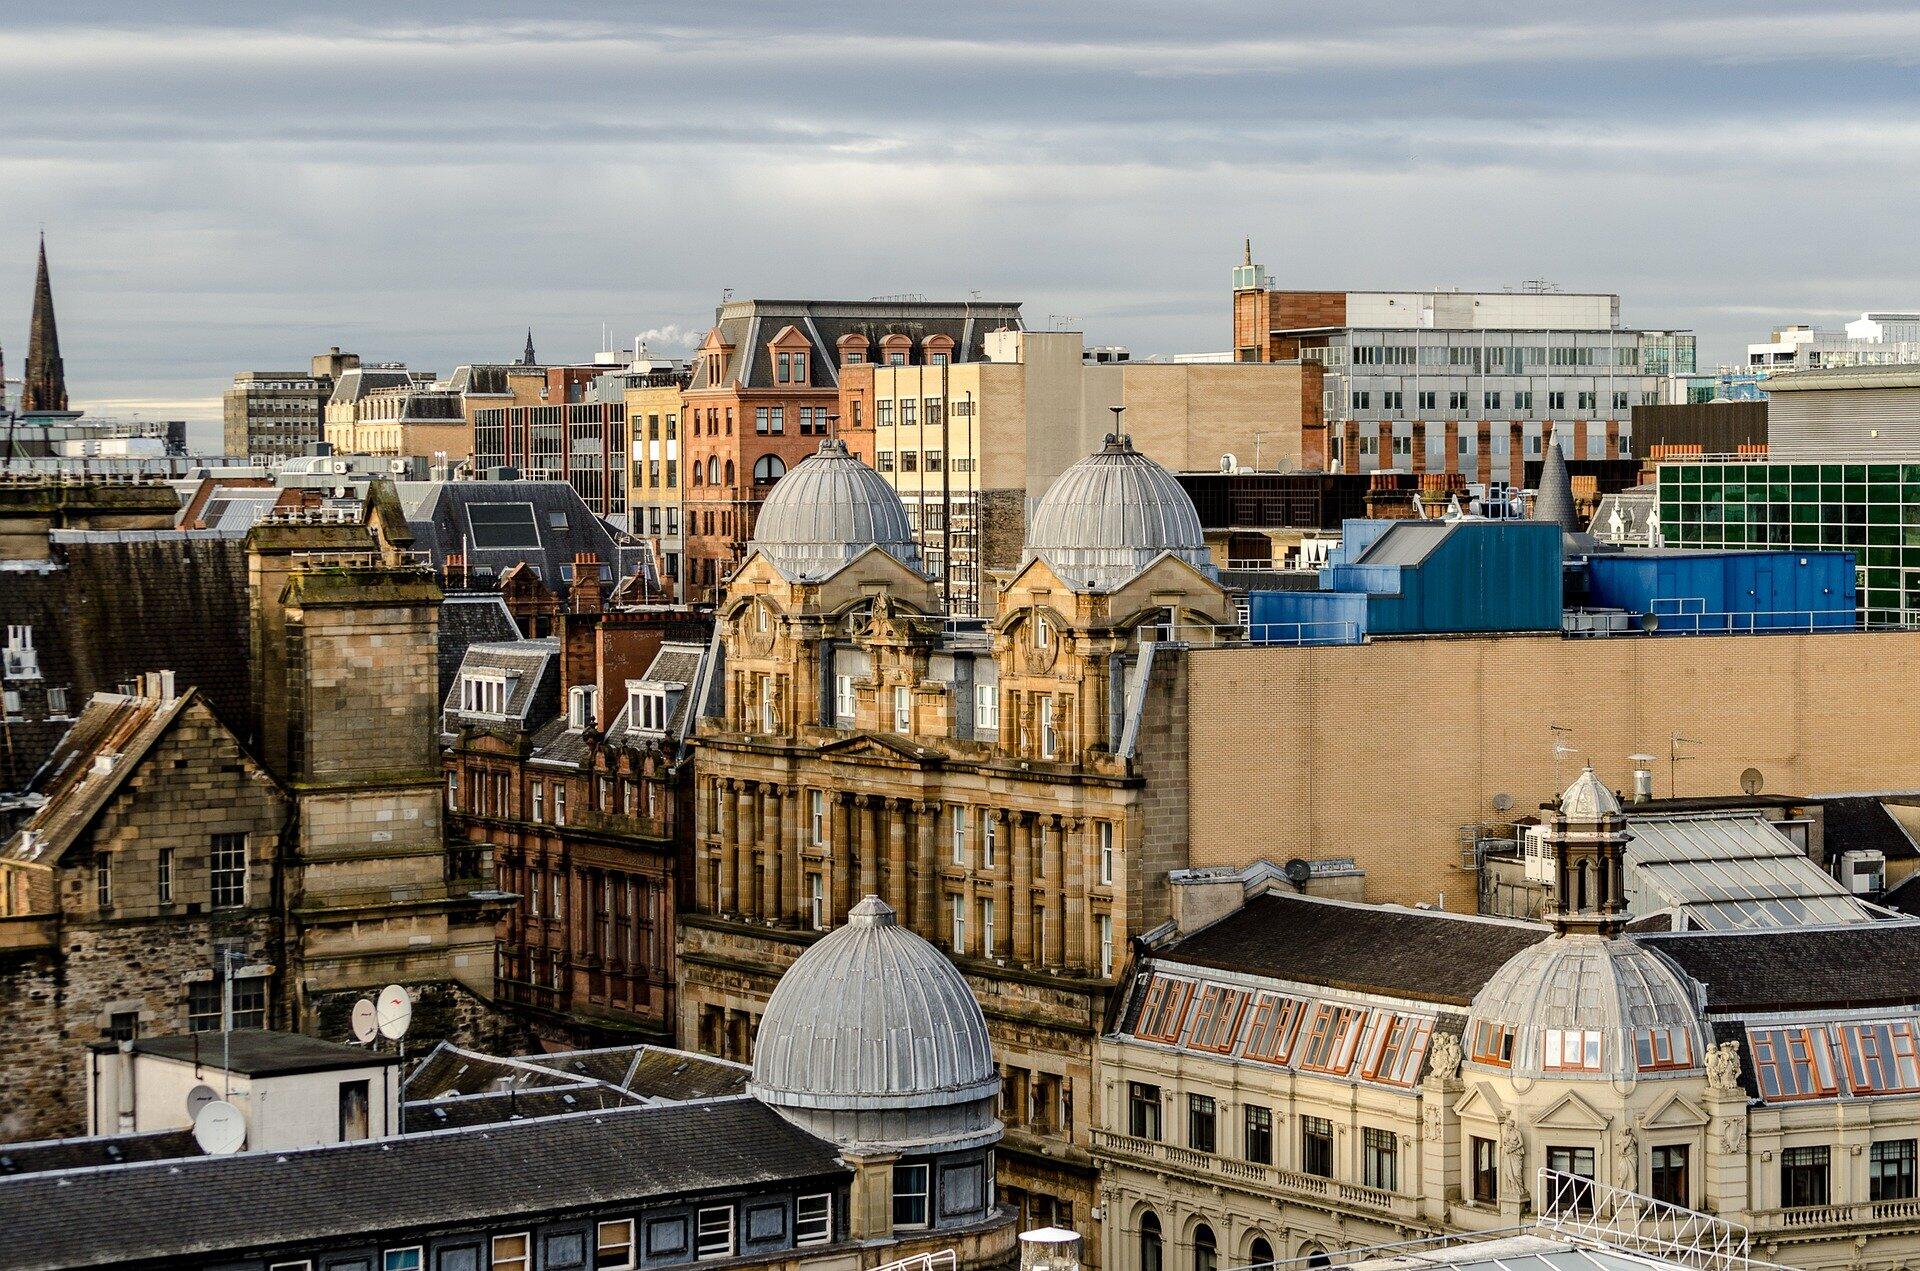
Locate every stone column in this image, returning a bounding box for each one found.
[885,798,909,916]
[717,777,737,914]
[1065,815,1087,971]
[761,785,782,923]
[832,791,855,924]
[1046,814,1067,971]
[1012,811,1034,962]
[991,810,1012,956]
[857,795,880,901]
[735,781,758,920]
[694,779,715,914]
[780,786,802,927]
[915,802,940,937]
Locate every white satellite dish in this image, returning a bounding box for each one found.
[350,997,378,1045]
[1219,452,1239,473]
[185,1083,218,1120]
[193,1099,246,1155]
[375,984,413,1041]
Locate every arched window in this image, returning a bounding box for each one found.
[1193,1225,1217,1271]
[691,460,703,486]
[707,456,720,485]
[1575,858,1591,910]
[1306,1252,1331,1270]
[1139,1213,1163,1271]
[754,455,787,484]
[1250,1238,1274,1270]
[724,459,736,486]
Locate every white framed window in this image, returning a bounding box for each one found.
[808,872,825,930]
[96,854,112,909]
[755,602,770,633]
[533,782,545,823]
[980,898,997,957]
[835,674,855,720]
[893,684,911,732]
[951,807,968,864]
[459,672,512,716]
[552,872,563,916]
[760,673,778,732]
[1033,613,1050,647]
[210,833,247,908]
[893,1162,930,1229]
[1098,913,1115,976]
[46,685,67,716]
[982,811,998,867]
[555,783,566,826]
[975,682,999,730]
[597,1219,636,1270]
[383,1250,422,1271]
[697,1205,735,1260]
[1098,821,1115,885]
[637,687,668,733]
[951,896,968,952]
[158,847,174,905]
[795,1194,832,1246]
[810,789,827,846]
[491,1233,530,1271]
[447,770,459,811]
[1039,697,1058,758]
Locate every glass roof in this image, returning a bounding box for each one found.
[1626,814,1872,931]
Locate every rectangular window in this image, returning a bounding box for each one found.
[951,896,968,952]
[795,1194,832,1246]
[383,1251,422,1271]
[1363,1127,1397,1192]
[1871,1139,1917,1202]
[776,353,790,383]
[877,400,893,426]
[1782,1146,1831,1208]
[1128,1081,1162,1140]
[1472,1136,1498,1203]
[975,683,999,730]
[1838,1020,1920,1094]
[1097,821,1114,884]
[596,1219,636,1270]
[696,1205,734,1259]
[1546,1146,1597,1214]
[770,406,784,434]
[952,806,968,864]
[1636,1027,1694,1072]
[1469,1018,1516,1067]
[808,872,825,930]
[491,1234,530,1271]
[1039,696,1057,757]
[755,406,770,434]
[980,897,997,956]
[892,684,912,732]
[1244,1104,1273,1164]
[982,812,998,867]
[761,673,778,732]
[1298,1004,1367,1074]
[1650,1144,1690,1206]
[1188,1094,1217,1153]
[1242,993,1308,1065]
[810,789,827,846]
[892,1162,930,1229]
[1098,913,1114,977]
[1187,984,1250,1053]
[1134,975,1195,1043]
[533,783,545,822]
[1301,1115,1334,1178]
[834,674,855,719]
[1361,1013,1434,1087]
[1543,1028,1603,1072]
[210,833,247,908]
[1751,1026,1840,1102]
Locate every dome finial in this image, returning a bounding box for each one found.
[848,894,895,927]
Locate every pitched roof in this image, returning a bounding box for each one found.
[1639,922,1920,1013]
[1820,796,1920,861]
[689,299,1023,393]
[1159,892,1550,1007]
[440,639,559,735]
[0,1100,845,1271]
[0,1130,198,1178]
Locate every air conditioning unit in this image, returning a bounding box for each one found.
[1523,824,1554,884]
[1839,849,1886,895]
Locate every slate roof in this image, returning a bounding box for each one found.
[606,641,709,747]
[1882,873,1920,916]
[691,299,1023,393]
[3,690,194,865]
[1160,892,1551,1007]
[441,639,559,735]
[403,1041,747,1107]
[0,1100,845,1271]
[124,1029,398,1077]
[530,715,592,768]
[0,1130,198,1178]
[1639,923,1920,1013]
[399,479,653,593]
[1820,796,1920,861]
[404,1084,642,1129]
[437,594,521,700]
[1590,485,1658,546]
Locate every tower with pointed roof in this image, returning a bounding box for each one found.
[1542,764,1630,937]
[521,328,537,366]
[20,234,67,414]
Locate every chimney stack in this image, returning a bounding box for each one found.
[1629,754,1656,804]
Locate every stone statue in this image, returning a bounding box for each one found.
[1423,1103,1442,1142]
[1705,1040,1742,1091]
[1616,1126,1639,1194]
[1428,1031,1462,1083]
[1500,1117,1527,1195]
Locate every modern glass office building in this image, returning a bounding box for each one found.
[1657,458,1920,624]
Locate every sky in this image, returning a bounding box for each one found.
[6,2,1919,450]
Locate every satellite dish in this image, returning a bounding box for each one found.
[350,998,378,1045]
[185,1083,218,1120]
[1282,858,1313,888]
[192,1100,246,1155]
[1491,793,1514,813]
[375,984,413,1041]
[1741,767,1765,796]
[1642,610,1660,633]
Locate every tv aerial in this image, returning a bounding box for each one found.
[375,984,413,1041]
[350,997,378,1045]
[192,1099,246,1156]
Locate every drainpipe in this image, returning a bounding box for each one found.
[116,1038,135,1134]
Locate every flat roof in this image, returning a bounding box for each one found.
[112,1029,399,1076]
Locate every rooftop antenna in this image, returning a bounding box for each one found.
[1669,731,1699,798]
[1548,722,1575,791]
[375,983,413,1061]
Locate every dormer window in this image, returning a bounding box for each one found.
[567,685,598,730]
[925,333,956,367]
[627,678,676,734]
[460,671,515,717]
[837,334,870,366]
[880,334,913,366]
[775,351,809,384]
[3,625,37,680]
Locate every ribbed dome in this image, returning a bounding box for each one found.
[1465,935,1706,1082]
[1023,434,1215,592]
[751,896,1000,1152]
[1559,765,1623,822]
[746,439,924,582]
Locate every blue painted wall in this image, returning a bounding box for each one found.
[1584,551,1856,633]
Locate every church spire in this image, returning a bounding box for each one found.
[521,327,537,366]
[21,233,67,414]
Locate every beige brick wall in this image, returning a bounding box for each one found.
[1185,631,1920,908]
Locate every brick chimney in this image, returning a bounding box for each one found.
[570,552,605,614]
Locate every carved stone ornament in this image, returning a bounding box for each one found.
[1705,1040,1742,1092]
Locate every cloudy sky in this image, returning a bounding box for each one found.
[5,3,1916,447]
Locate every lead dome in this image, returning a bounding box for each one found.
[1023,434,1215,592]
[745,438,924,582]
[750,895,1000,1153]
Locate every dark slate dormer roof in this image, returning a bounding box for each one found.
[1820,796,1920,862]
[1163,892,1551,1007]
[121,1029,398,1076]
[605,641,709,748]
[689,299,1023,393]
[0,1100,845,1271]
[399,480,653,594]
[529,714,592,769]
[441,639,560,736]
[0,1130,198,1178]
[437,595,521,702]
[1639,923,1920,1014]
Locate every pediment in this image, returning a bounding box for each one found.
[817,733,940,765]
[1454,1081,1508,1124]
[1642,1090,1708,1130]
[1535,1089,1612,1131]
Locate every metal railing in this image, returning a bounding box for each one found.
[1090,1129,1409,1219]
[1537,1167,1754,1271]
[872,1251,956,1271]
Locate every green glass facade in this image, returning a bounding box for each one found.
[1658,460,1920,625]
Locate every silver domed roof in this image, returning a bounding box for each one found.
[1023,434,1216,592]
[1559,765,1623,821]
[751,896,1000,1152]
[746,439,924,582]
[1465,935,1706,1081]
